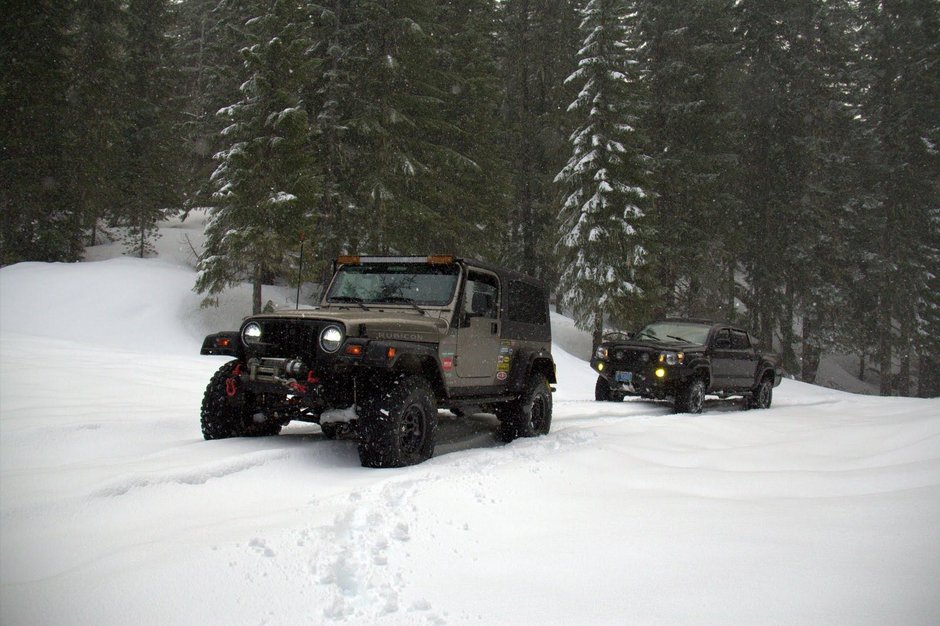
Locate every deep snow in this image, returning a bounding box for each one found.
[1,215,939,625]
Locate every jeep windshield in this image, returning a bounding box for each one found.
[636,321,711,346]
[326,263,459,307]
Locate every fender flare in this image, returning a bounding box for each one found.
[508,348,556,394]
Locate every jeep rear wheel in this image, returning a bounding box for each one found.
[201,361,282,439]
[674,378,705,414]
[357,375,437,468]
[497,373,553,442]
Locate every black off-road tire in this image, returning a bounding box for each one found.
[746,374,774,410]
[496,373,553,443]
[201,361,282,439]
[674,378,705,414]
[595,375,625,402]
[357,375,438,468]
[319,422,340,439]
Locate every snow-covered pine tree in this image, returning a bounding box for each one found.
[197,0,319,314]
[333,0,461,254]
[638,0,739,321]
[555,0,649,343]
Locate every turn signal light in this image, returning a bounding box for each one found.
[216,337,231,348]
[427,255,455,265]
[344,344,363,356]
[387,347,397,359]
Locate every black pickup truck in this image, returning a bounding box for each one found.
[591,318,782,413]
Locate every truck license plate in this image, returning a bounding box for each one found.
[615,371,632,384]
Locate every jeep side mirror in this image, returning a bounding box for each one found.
[470,292,493,317]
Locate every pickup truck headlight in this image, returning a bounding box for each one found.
[242,322,262,345]
[319,325,344,353]
[659,351,684,365]
[595,346,608,359]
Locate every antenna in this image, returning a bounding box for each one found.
[296,233,306,309]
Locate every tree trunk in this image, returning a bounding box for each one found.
[897,308,912,396]
[800,315,821,383]
[252,264,263,315]
[878,302,893,395]
[592,306,604,352]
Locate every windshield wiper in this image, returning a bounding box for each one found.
[379,296,427,316]
[329,296,369,311]
[667,335,690,343]
[636,331,660,342]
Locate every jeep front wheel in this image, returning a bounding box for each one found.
[201,360,282,439]
[497,373,553,442]
[357,375,438,468]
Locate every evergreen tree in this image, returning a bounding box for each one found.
[65,0,128,248]
[1,1,78,264]
[499,0,581,280]
[120,0,184,258]
[638,0,740,322]
[857,0,939,394]
[197,0,319,313]
[427,0,509,259]
[733,0,804,348]
[556,0,649,342]
[175,0,258,211]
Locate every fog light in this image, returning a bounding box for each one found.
[655,368,666,378]
[597,362,605,371]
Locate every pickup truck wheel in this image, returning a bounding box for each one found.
[357,375,437,468]
[674,378,705,414]
[496,373,553,442]
[746,375,774,409]
[594,376,625,402]
[201,361,282,439]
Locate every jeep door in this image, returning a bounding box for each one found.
[455,270,502,381]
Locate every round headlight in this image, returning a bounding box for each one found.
[595,346,608,360]
[319,325,344,353]
[242,322,262,344]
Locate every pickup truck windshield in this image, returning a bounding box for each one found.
[327,263,459,307]
[637,322,711,345]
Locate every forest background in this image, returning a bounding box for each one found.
[1,0,938,396]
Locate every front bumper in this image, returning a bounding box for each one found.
[591,358,689,396]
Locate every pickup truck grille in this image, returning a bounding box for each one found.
[610,348,654,368]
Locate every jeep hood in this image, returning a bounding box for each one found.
[252,309,451,342]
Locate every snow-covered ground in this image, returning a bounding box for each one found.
[1,216,939,625]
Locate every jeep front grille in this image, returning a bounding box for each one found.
[247,320,325,360]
